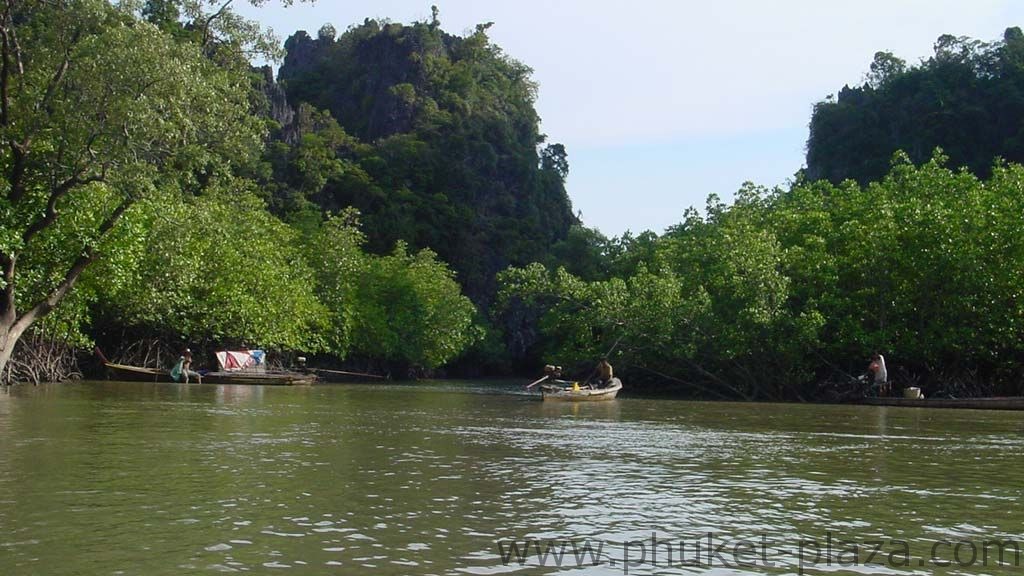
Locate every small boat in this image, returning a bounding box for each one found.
[200,371,316,386]
[540,378,622,402]
[103,362,175,383]
[103,361,315,386]
[861,396,1024,410]
[200,349,315,385]
[102,358,315,386]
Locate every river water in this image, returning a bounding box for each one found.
[1,381,1023,575]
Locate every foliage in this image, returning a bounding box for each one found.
[807,27,1024,185]
[305,209,367,358]
[0,2,485,379]
[307,209,481,370]
[127,0,316,65]
[20,2,1024,393]
[499,156,1024,399]
[0,0,262,372]
[347,242,481,371]
[273,16,576,302]
[88,187,326,350]
[781,154,1024,386]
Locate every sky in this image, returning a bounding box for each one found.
[235,0,1024,237]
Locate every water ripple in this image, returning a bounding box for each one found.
[1,383,1023,575]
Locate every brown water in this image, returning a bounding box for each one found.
[1,381,1023,575]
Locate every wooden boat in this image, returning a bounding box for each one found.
[540,378,622,402]
[103,362,314,386]
[200,371,316,386]
[203,349,316,385]
[861,396,1024,410]
[311,367,386,383]
[104,362,175,383]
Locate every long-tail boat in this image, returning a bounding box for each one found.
[861,396,1024,410]
[99,348,315,386]
[103,362,176,383]
[540,378,623,402]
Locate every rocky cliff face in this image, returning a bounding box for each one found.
[255,65,299,144]
[278,23,456,142]
[267,20,576,305]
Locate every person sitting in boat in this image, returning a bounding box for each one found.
[868,353,888,396]
[171,349,202,384]
[594,356,614,388]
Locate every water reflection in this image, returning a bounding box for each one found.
[214,383,258,406]
[538,398,622,420]
[0,383,1022,575]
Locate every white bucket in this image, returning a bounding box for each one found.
[903,387,923,399]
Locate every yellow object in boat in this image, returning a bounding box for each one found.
[572,382,580,391]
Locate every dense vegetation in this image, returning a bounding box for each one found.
[807,27,1024,185]
[0,0,480,382]
[491,27,1024,400]
[0,0,264,377]
[268,17,575,303]
[4,1,1024,400]
[499,156,1024,400]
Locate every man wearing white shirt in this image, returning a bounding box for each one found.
[869,353,888,396]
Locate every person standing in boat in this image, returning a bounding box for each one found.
[595,356,614,388]
[868,353,888,396]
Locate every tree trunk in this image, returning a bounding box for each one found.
[0,317,29,380]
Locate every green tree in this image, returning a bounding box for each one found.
[0,0,263,374]
[546,225,612,281]
[866,51,906,88]
[807,28,1024,185]
[89,188,325,350]
[306,209,367,358]
[276,17,576,303]
[130,0,316,66]
[349,243,481,371]
[307,210,481,371]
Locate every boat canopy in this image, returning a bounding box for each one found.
[215,350,266,372]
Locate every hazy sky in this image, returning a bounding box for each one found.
[236,0,1024,237]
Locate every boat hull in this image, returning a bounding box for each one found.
[541,378,622,402]
[861,396,1024,410]
[200,371,316,386]
[312,368,385,383]
[104,362,175,383]
[104,362,314,386]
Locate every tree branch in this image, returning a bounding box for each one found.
[37,30,76,115]
[0,12,11,127]
[9,15,83,205]
[2,1,22,80]
[201,0,235,49]
[0,252,16,325]
[9,2,93,203]
[6,140,28,202]
[0,1,25,111]
[14,197,130,334]
[682,356,752,399]
[0,2,26,202]
[22,169,107,245]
